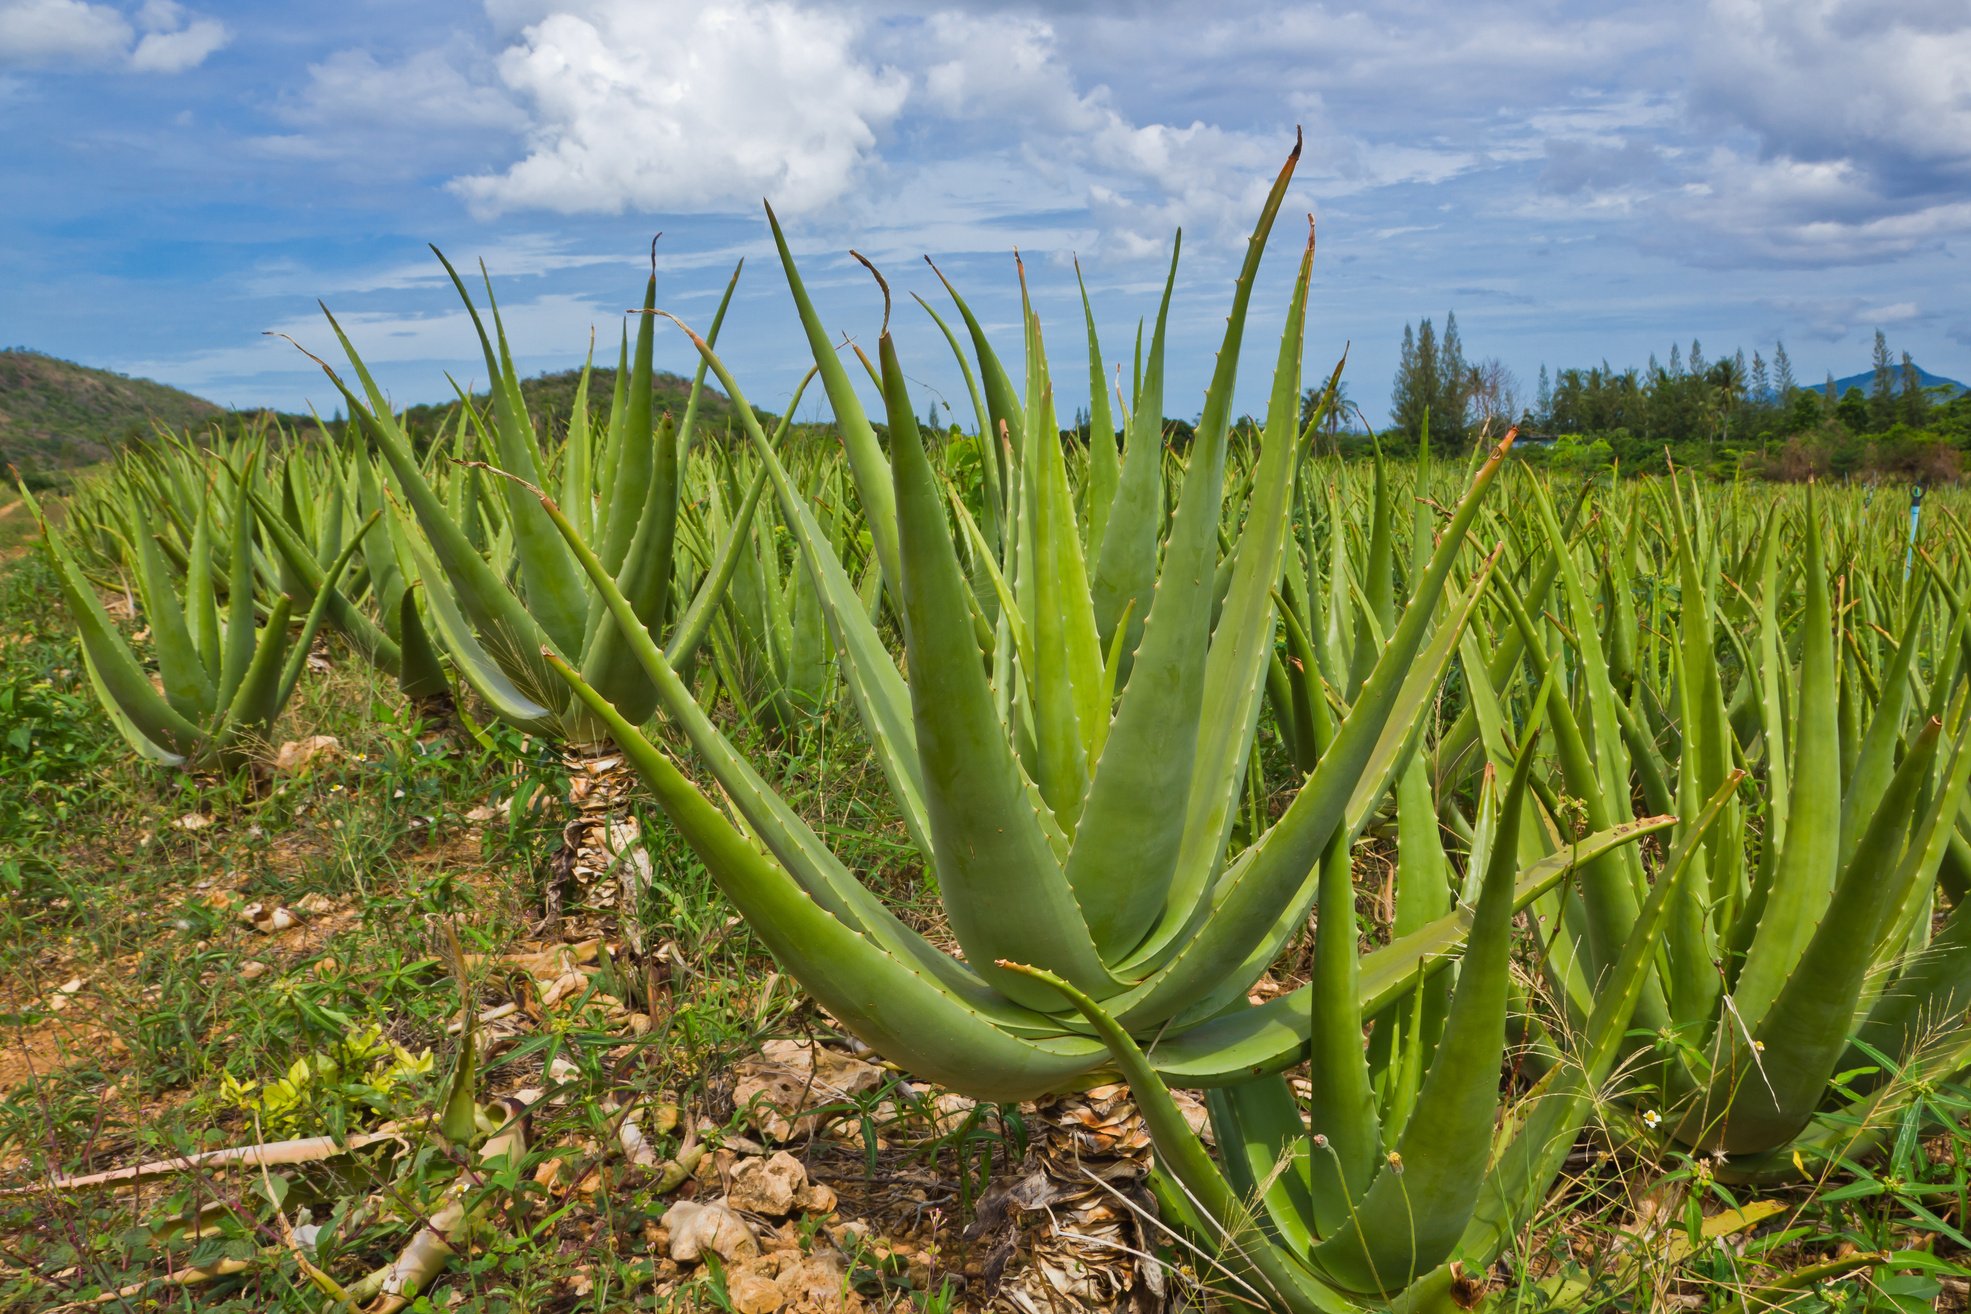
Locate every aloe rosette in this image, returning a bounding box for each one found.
[295,250,760,752]
[21,451,364,771]
[527,139,1664,1103]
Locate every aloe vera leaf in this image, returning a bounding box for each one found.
[21,485,203,759]
[129,500,216,721]
[1137,813,1671,1086]
[764,205,900,599]
[524,469,1071,1039]
[1000,962,1349,1314]
[1089,235,1179,663]
[1733,489,1842,1033]
[429,250,589,656]
[1075,259,1120,554]
[660,312,935,866]
[312,312,556,696]
[249,486,401,676]
[1069,223,1318,959]
[1691,719,1948,1154]
[404,533,556,733]
[1308,742,1537,1295]
[549,653,1109,1102]
[1303,810,1381,1237]
[879,323,1117,1008]
[1455,771,1742,1267]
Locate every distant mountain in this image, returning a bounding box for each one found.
[0,351,759,483]
[1825,362,1966,399]
[0,350,228,476]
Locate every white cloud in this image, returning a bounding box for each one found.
[920,13,1283,254]
[0,0,130,64]
[452,0,909,216]
[0,0,226,71]
[129,15,224,71]
[284,48,525,133]
[1761,294,1928,342]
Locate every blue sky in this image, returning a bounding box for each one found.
[3,0,1968,429]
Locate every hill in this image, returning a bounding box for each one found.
[1828,361,1966,399]
[393,367,764,440]
[0,350,227,478]
[0,352,761,485]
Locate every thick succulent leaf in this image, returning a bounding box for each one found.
[1456,771,1742,1267]
[26,489,204,760]
[880,327,1116,1008]
[548,652,1108,1103]
[1733,490,1841,1032]
[659,313,934,863]
[1088,236,1179,664]
[1069,223,1317,958]
[1694,716,1967,1155]
[430,249,590,655]
[1139,812,1672,1085]
[765,205,901,598]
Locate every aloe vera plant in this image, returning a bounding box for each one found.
[1440,468,1971,1178]
[297,249,756,754]
[1009,758,1739,1313]
[524,138,1670,1105]
[19,451,364,771]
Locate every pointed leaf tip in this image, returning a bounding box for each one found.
[849,251,892,336]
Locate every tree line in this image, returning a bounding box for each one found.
[1383,316,1968,482]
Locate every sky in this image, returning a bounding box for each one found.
[2,0,1968,430]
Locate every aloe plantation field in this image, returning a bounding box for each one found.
[7,140,1971,1314]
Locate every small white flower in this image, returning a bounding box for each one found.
[1642,1109,1662,1129]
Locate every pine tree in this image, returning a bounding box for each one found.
[1392,322,1424,439]
[1689,339,1706,377]
[1535,364,1553,430]
[1773,340,1796,403]
[1668,343,1683,378]
[1415,319,1439,438]
[1901,351,1929,428]
[1870,329,1896,431]
[1751,352,1769,405]
[1438,312,1468,444]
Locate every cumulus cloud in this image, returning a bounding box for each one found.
[1760,294,1927,342]
[452,0,908,216]
[920,12,1284,254]
[0,0,132,63]
[129,1,228,73]
[0,0,226,71]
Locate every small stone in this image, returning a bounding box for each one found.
[664,1200,759,1263]
[241,961,272,981]
[727,1269,784,1314]
[727,1152,807,1216]
[730,1040,885,1142]
[272,736,341,774]
[297,892,335,916]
